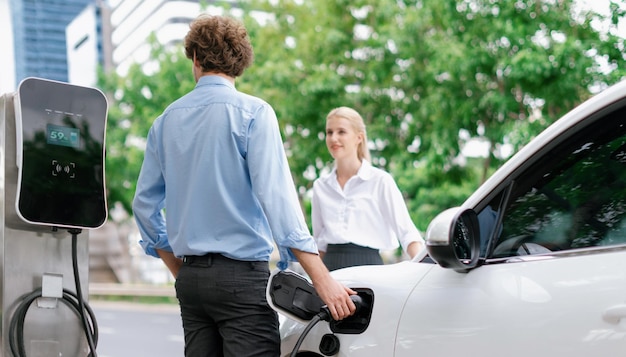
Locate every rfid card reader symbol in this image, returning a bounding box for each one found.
[51,160,75,178]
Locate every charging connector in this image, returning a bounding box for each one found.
[290,295,364,357]
[268,271,374,356]
[318,294,364,322]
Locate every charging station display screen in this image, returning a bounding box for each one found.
[47,124,81,148]
[16,77,108,229]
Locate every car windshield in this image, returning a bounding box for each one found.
[483,105,626,258]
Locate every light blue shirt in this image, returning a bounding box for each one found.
[132,75,318,269]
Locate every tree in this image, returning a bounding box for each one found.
[240,0,626,229]
[101,1,626,232]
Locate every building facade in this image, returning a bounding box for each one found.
[7,0,235,90]
[66,3,112,86]
[108,0,208,75]
[9,0,96,87]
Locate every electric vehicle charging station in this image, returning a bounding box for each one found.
[0,77,108,356]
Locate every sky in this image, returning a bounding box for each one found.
[0,0,623,95]
[580,0,626,35]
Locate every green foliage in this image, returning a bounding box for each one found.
[98,37,195,214]
[101,0,626,232]
[395,161,485,230]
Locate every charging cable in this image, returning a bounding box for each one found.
[289,295,363,357]
[8,229,99,357]
[70,228,99,357]
[288,312,326,357]
[8,288,99,357]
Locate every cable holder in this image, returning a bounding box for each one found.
[7,228,99,357]
[38,272,64,309]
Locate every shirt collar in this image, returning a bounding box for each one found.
[196,75,235,90]
[356,159,375,180]
[325,159,375,183]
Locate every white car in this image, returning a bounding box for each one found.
[268,78,626,357]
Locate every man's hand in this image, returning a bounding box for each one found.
[291,249,357,321]
[156,249,183,278]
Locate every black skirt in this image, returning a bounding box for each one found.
[322,243,383,271]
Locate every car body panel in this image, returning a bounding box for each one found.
[396,248,626,356]
[272,80,626,356]
[279,249,626,357]
[277,258,434,356]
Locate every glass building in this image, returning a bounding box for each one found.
[10,0,95,87]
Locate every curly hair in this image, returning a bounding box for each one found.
[184,14,254,77]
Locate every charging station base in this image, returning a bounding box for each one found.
[1,90,93,356]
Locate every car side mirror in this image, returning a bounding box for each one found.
[425,207,480,273]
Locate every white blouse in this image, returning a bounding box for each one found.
[311,160,423,253]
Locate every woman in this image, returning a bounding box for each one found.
[311,106,424,271]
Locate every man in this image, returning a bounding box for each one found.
[132,14,356,357]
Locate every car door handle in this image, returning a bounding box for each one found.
[602,304,626,324]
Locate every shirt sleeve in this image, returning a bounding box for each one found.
[246,103,318,269]
[311,181,328,252]
[132,124,172,258]
[378,173,424,253]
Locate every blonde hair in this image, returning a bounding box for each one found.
[326,106,371,162]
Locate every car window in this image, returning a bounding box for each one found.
[483,106,626,259]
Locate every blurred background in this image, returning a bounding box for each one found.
[1,0,625,290]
